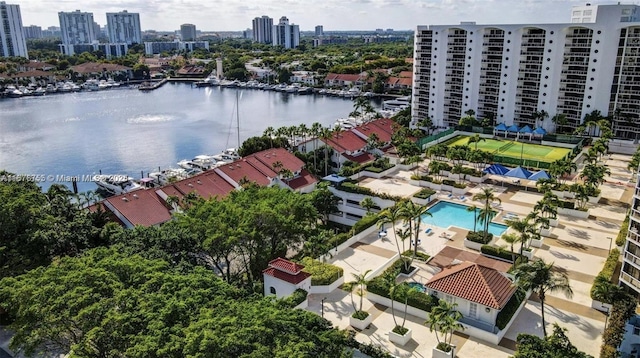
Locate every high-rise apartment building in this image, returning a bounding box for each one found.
[23,25,42,39]
[106,10,141,44]
[412,3,640,139]
[0,1,28,58]
[252,16,273,44]
[59,10,96,45]
[315,25,324,37]
[272,16,299,49]
[622,164,640,295]
[180,24,196,41]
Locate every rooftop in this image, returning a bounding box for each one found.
[104,189,171,227]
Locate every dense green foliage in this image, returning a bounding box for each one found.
[0,248,350,357]
[514,324,592,358]
[616,213,630,247]
[351,212,382,235]
[495,288,526,330]
[0,175,109,279]
[338,181,402,201]
[601,294,637,358]
[589,248,620,300]
[299,257,344,286]
[238,135,289,157]
[401,250,430,262]
[413,188,436,199]
[481,245,523,262]
[466,232,493,244]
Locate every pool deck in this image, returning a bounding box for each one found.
[309,151,634,358]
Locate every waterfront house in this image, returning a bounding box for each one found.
[319,130,372,170]
[102,189,172,228]
[324,73,365,89]
[263,257,311,299]
[175,64,207,77]
[352,118,396,156]
[71,62,132,79]
[18,61,56,72]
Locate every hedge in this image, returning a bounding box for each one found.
[299,257,344,286]
[339,181,402,201]
[410,174,433,182]
[616,214,630,247]
[363,166,385,173]
[327,232,351,248]
[442,179,466,188]
[495,288,526,330]
[413,188,436,199]
[590,248,620,300]
[481,245,524,263]
[559,200,575,209]
[466,231,493,244]
[352,213,381,235]
[279,288,308,308]
[366,259,438,313]
[402,249,430,262]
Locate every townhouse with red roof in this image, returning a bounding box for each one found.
[319,129,374,170]
[263,257,311,299]
[351,118,397,156]
[324,73,365,88]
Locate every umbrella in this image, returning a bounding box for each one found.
[495,123,508,131]
[504,166,533,179]
[518,125,533,134]
[533,127,547,135]
[483,164,511,175]
[528,170,550,181]
[506,124,519,132]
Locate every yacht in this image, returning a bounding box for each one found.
[18,86,32,96]
[98,80,110,90]
[148,168,190,186]
[5,85,22,98]
[220,80,238,88]
[83,79,100,91]
[106,78,120,87]
[178,155,217,171]
[32,87,46,96]
[94,175,142,195]
[382,96,411,111]
[45,84,57,93]
[346,87,361,98]
[195,76,220,87]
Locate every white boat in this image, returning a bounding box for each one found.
[195,76,220,87]
[178,155,217,172]
[383,96,411,111]
[32,87,46,96]
[4,85,22,98]
[106,78,120,87]
[18,86,32,96]
[83,79,100,91]
[98,80,110,90]
[220,80,238,88]
[148,168,190,186]
[94,175,142,195]
[346,87,361,98]
[45,84,57,93]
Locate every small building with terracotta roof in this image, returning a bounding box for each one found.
[320,129,372,170]
[425,261,518,333]
[263,257,311,299]
[324,73,365,88]
[71,62,132,78]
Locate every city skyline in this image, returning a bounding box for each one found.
[18,0,594,32]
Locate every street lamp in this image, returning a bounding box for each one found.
[607,236,613,254]
[321,297,327,318]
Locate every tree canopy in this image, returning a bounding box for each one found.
[514,323,592,358]
[0,248,350,358]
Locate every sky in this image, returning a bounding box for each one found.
[17,0,600,32]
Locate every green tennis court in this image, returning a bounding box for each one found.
[445,135,571,162]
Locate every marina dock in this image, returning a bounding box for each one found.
[138,79,168,91]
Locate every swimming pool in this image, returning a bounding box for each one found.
[421,201,508,236]
[407,282,426,293]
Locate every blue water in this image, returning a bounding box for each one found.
[421,201,508,236]
[407,282,426,293]
[0,83,371,192]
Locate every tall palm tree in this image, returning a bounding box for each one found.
[505,216,533,256]
[399,200,431,260]
[502,233,521,268]
[263,126,275,148]
[466,205,478,232]
[551,113,567,134]
[319,127,333,176]
[426,300,464,352]
[472,188,501,240]
[513,259,573,337]
[533,109,549,128]
[467,133,486,150]
[348,269,372,316]
[377,205,403,259]
[311,122,323,171]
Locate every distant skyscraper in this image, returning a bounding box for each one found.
[59,10,96,45]
[106,10,141,44]
[272,16,299,49]
[23,25,42,39]
[180,24,196,41]
[0,1,28,58]
[315,25,324,37]
[252,16,273,44]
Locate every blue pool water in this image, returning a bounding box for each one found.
[407,282,426,293]
[421,201,508,236]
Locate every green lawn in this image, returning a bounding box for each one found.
[446,135,571,162]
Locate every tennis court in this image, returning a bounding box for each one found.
[446,135,571,162]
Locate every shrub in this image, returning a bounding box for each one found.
[339,181,402,201]
[352,310,369,320]
[402,250,430,262]
[364,166,384,173]
[299,257,343,286]
[413,188,436,199]
[346,331,394,358]
[616,214,630,247]
[559,200,575,209]
[327,232,350,248]
[352,213,381,235]
[410,174,433,182]
[279,288,308,308]
[442,179,466,189]
[466,231,493,244]
[481,245,524,263]
[495,288,526,330]
[392,326,409,335]
[590,248,620,300]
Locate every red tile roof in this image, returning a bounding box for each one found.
[71,62,131,74]
[355,120,394,143]
[286,169,317,190]
[172,171,234,199]
[324,130,367,153]
[324,73,363,82]
[344,152,375,164]
[426,262,517,309]
[216,160,272,186]
[250,147,305,174]
[398,71,413,78]
[105,189,172,227]
[262,267,311,284]
[268,257,305,274]
[7,70,56,78]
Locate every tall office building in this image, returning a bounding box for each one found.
[23,25,42,39]
[315,25,324,37]
[180,24,196,41]
[411,3,640,139]
[59,10,96,45]
[272,16,299,49]
[0,2,28,58]
[252,16,273,44]
[106,10,141,44]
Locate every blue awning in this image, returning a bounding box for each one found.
[528,170,550,181]
[495,123,508,131]
[504,166,533,179]
[519,125,533,133]
[483,164,511,175]
[533,127,547,135]
[506,124,519,132]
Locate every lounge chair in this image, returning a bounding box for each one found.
[447,193,453,198]
[425,228,433,235]
[459,195,466,201]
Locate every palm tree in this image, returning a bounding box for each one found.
[513,259,573,337]
[472,188,501,240]
[466,205,478,232]
[377,205,404,259]
[311,122,323,171]
[428,160,447,182]
[467,133,486,150]
[319,127,333,176]
[426,300,465,352]
[551,113,567,134]
[263,126,275,148]
[348,269,372,318]
[384,269,415,333]
[505,216,533,256]
[360,197,376,215]
[502,233,521,268]
[533,109,549,128]
[452,163,465,184]
[399,200,431,260]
